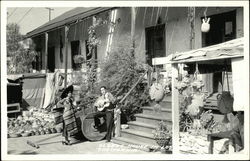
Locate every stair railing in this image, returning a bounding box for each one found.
[114,68,150,137]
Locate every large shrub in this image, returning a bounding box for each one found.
[99,45,150,122]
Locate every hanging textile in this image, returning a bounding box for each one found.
[42,72,61,109]
[231,57,246,111]
[21,74,46,109]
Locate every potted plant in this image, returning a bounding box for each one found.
[73,55,85,69]
[152,121,172,153]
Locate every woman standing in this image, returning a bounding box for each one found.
[56,85,79,145]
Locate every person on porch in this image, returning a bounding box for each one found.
[219,111,244,153]
[93,86,116,142]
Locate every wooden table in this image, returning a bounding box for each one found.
[207,131,233,154]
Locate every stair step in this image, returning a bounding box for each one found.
[127,121,156,133]
[149,101,172,109]
[111,137,159,152]
[135,113,172,126]
[120,128,158,146]
[162,95,172,102]
[141,106,171,117]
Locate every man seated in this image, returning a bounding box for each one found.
[93,86,116,142]
[219,111,244,153]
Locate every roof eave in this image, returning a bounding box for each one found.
[25,7,116,38]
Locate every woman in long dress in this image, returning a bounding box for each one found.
[55,85,78,145]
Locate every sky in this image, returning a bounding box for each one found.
[7,7,74,35]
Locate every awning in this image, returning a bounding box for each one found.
[171,37,244,64]
[25,7,114,38]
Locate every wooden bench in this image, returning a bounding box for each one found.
[207,130,234,154]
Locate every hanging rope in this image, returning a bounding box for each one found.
[150,7,155,25]
[203,7,208,21]
[155,7,160,25]
[164,7,169,22]
[167,20,177,53]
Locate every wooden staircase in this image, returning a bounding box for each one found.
[112,95,172,152]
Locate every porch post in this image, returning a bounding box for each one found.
[44,32,48,73]
[64,26,69,88]
[130,7,136,57]
[188,7,195,50]
[172,63,179,153]
[114,108,121,137]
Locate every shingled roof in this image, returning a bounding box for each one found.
[26,7,114,38]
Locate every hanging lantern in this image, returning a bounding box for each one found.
[201,18,210,33]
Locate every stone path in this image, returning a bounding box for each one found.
[7,133,153,154]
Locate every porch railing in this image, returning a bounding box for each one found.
[114,68,150,137]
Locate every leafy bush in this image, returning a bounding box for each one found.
[99,45,150,121]
[7,23,37,74]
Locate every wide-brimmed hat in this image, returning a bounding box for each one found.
[60,85,74,99]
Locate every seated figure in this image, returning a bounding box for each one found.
[219,111,244,153]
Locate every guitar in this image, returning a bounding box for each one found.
[97,101,110,112]
[94,97,111,112]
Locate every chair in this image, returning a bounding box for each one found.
[207,130,234,154]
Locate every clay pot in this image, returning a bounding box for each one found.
[56,127,62,133]
[51,128,57,133]
[30,131,35,136]
[40,130,45,135]
[35,131,40,135]
[45,129,52,134]
[149,83,165,102]
[201,18,210,33]
[160,147,167,154]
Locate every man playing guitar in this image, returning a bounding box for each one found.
[93,86,116,142]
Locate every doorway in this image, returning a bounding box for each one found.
[145,24,166,67]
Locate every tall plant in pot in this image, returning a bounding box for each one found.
[152,121,172,153]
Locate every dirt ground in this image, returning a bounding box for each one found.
[7,133,154,155]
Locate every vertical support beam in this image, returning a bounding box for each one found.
[131,7,136,57]
[64,26,69,88]
[189,7,195,50]
[172,63,179,153]
[115,110,121,137]
[44,32,48,73]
